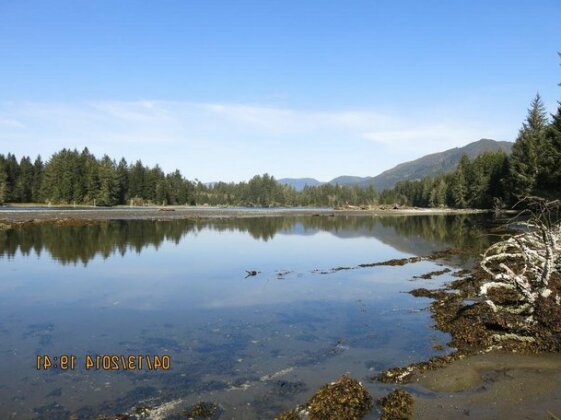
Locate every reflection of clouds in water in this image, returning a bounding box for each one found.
[0,215,487,313]
[199,261,452,309]
[0,215,476,418]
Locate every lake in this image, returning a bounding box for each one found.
[0,214,499,419]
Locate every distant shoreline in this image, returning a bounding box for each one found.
[0,205,489,225]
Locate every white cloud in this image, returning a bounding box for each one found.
[362,123,494,152]
[0,100,515,181]
[0,117,26,129]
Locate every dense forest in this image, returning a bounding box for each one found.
[380,94,561,208]
[0,148,377,207]
[1,92,560,209]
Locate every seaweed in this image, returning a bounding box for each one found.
[276,375,373,419]
[377,389,414,420]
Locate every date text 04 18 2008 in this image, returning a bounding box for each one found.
[36,354,171,371]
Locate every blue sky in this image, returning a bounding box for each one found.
[0,0,560,182]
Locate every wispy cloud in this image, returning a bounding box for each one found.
[362,124,491,152]
[0,116,26,129]
[0,100,514,181]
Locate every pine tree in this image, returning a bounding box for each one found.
[145,165,165,203]
[429,179,447,208]
[541,57,561,198]
[509,94,548,202]
[5,153,20,202]
[128,160,145,202]
[17,156,34,202]
[31,156,44,202]
[0,155,7,204]
[97,155,118,206]
[81,148,99,204]
[116,158,129,204]
[544,102,561,197]
[450,155,469,208]
[155,181,167,205]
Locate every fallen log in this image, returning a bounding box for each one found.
[478,198,561,343]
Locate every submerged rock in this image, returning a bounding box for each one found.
[413,268,451,280]
[183,401,220,419]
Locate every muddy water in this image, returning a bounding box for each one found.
[0,214,500,418]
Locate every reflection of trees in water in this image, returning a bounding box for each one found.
[0,215,497,265]
[377,214,497,253]
[0,221,196,265]
[290,214,498,258]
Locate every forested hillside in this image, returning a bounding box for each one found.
[367,138,513,191]
[379,94,561,208]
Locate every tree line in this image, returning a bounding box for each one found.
[0,148,378,207]
[379,93,561,209]
[1,87,560,209]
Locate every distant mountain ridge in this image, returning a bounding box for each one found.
[328,176,373,186]
[277,177,322,191]
[278,139,513,191]
[365,139,513,190]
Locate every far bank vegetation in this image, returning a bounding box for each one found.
[1,83,560,209]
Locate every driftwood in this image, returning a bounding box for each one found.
[245,270,259,278]
[479,198,561,342]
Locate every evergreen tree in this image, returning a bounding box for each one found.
[509,94,548,202]
[17,157,34,202]
[5,153,20,202]
[450,155,469,208]
[81,148,99,204]
[0,155,7,204]
[145,165,165,202]
[128,160,145,202]
[31,156,44,202]
[155,180,167,205]
[428,179,447,208]
[97,155,118,206]
[41,149,74,203]
[541,88,561,198]
[116,158,129,204]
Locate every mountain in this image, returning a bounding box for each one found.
[326,139,513,191]
[367,139,513,190]
[328,176,374,186]
[278,177,322,191]
[279,139,512,192]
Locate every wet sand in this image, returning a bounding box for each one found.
[0,206,487,224]
[412,351,561,419]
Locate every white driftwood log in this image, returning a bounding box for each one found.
[479,220,561,329]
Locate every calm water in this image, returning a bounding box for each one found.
[0,214,499,419]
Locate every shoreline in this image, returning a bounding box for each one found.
[0,205,489,225]
[3,208,558,417]
[412,350,561,418]
[375,245,561,418]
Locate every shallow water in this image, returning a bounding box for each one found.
[0,214,498,418]
[413,351,561,419]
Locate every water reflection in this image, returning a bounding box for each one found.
[0,214,499,418]
[0,214,497,265]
